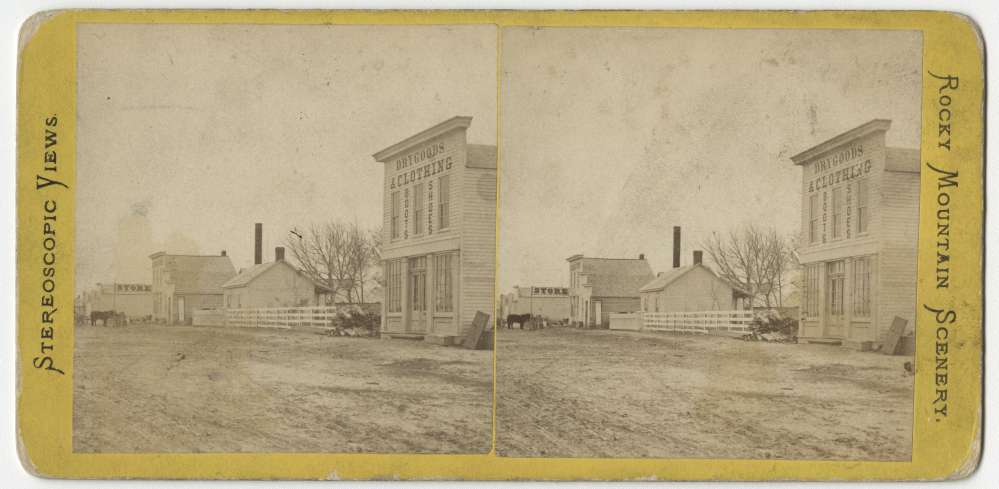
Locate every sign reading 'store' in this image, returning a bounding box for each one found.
[529,287,569,297]
[389,141,454,190]
[806,143,872,193]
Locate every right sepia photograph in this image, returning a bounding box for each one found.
[496,27,921,460]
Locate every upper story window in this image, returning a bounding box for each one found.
[808,193,819,244]
[390,191,401,240]
[437,175,450,230]
[856,179,869,234]
[831,186,845,239]
[413,183,425,236]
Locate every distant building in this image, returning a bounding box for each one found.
[639,251,751,313]
[791,119,919,349]
[501,286,570,322]
[150,251,236,324]
[567,254,655,327]
[80,282,153,319]
[222,247,333,309]
[373,116,497,343]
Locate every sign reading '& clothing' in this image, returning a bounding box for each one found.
[389,141,453,190]
[806,143,872,193]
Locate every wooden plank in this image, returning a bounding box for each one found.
[880,316,908,355]
[462,311,491,350]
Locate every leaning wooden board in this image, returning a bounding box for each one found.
[880,316,908,355]
[462,311,491,350]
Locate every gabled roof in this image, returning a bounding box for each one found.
[467,144,497,169]
[885,147,920,173]
[221,260,331,292]
[640,263,752,296]
[639,264,698,293]
[573,257,654,298]
[154,254,236,295]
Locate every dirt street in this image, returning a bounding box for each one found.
[74,324,492,453]
[496,328,913,460]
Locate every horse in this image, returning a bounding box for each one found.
[505,313,532,329]
[90,310,116,326]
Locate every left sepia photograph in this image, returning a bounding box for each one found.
[73,23,497,454]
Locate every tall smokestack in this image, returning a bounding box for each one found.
[275,246,285,262]
[672,226,681,269]
[693,250,703,265]
[254,223,263,265]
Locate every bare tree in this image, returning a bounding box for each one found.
[286,220,377,304]
[702,224,796,309]
[365,225,384,302]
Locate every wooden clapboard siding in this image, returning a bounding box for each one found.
[642,266,739,313]
[374,117,496,339]
[792,120,920,348]
[459,163,497,337]
[798,130,887,258]
[876,170,920,342]
[223,262,319,309]
[593,297,642,326]
[380,129,465,261]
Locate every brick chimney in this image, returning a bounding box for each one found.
[275,246,285,262]
[220,250,227,257]
[693,250,703,265]
[638,253,645,260]
[672,226,681,268]
[254,223,263,265]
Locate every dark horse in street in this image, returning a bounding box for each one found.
[90,310,125,326]
[505,313,534,330]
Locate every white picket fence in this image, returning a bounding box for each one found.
[642,310,755,336]
[225,306,343,329]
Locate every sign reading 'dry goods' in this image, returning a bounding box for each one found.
[389,141,454,190]
[15,9,983,483]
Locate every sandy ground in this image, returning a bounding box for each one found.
[74,324,492,453]
[496,328,913,460]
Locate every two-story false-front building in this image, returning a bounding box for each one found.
[791,119,919,349]
[373,116,497,344]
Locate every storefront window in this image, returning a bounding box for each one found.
[852,256,872,317]
[386,260,402,313]
[438,175,450,229]
[413,183,424,235]
[434,252,455,312]
[856,179,869,234]
[804,263,820,318]
[390,191,401,240]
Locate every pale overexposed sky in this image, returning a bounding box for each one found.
[76,24,497,292]
[498,27,921,292]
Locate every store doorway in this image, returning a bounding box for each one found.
[825,260,846,338]
[408,256,428,333]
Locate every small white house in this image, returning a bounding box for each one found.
[222,247,332,309]
[639,252,751,313]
